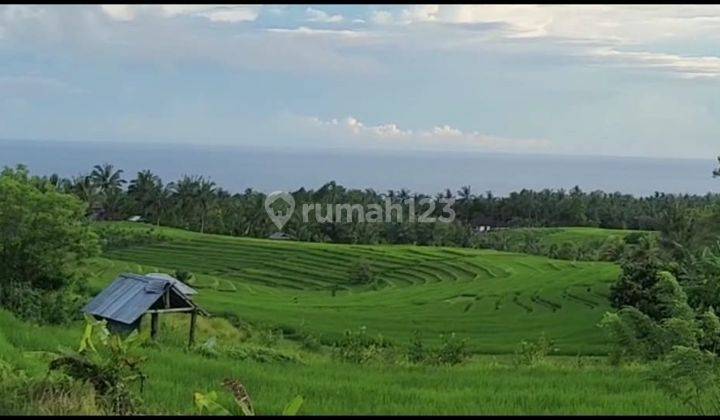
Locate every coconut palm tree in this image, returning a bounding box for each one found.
[90,163,126,194]
[71,174,101,215]
[128,170,162,220]
[197,178,216,234]
[90,163,126,220]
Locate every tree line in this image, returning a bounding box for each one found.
[9,161,720,246]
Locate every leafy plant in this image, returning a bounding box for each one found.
[432,333,469,365]
[348,260,375,285]
[334,327,393,364]
[650,346,720,415]
[48,315,148,415]
[194,379,304,416]
[514,334,556,366]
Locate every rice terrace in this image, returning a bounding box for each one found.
[4,3,720,417]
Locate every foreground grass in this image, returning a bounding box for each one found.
[0,310,687,415]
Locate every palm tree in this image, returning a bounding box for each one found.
[90,163,126,194]
[128,170,162,220]
[172,175,201,229]
[457,185,473,223]
[71,174,100,214]
[149,184,173,226]
[197,178,216,234]
[90,163,126,220]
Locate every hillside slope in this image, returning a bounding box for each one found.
[90,224,620,354]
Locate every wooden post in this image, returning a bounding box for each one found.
[151,312,159,340]
[188,309,197,347]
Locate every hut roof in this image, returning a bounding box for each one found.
[145,273,197,296]
[83,273,197,325]
[268,231,292,240]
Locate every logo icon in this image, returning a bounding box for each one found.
[264,191,295,230]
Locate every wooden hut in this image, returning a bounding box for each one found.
[83,273,207,346]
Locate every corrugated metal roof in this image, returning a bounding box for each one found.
[145,273,197,296]
[83,274,187,324]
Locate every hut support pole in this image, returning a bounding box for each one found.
[188,309,197,347]
[151,312,159,339]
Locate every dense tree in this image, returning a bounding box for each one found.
[0,166,99,323]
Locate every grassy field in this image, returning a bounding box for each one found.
[0,309,686,415]
[0,223,689,414]
[91,224,620,354]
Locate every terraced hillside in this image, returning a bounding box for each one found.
[89,223,620,354]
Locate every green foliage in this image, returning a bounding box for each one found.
[432,333,469,365]
[599,308,664,364]
[407,330,427,364]
[194,380,303,416]
[698,307,720,353]
[650,346,720,415]
[0,360,102,415]
[650,271,693,320]
[194,391,232,415]
[92,223,169,251]
[513,334,556,366]
[609,234,669,317]
[599,305,701,365]
[0,167,99,324]
[174,269,196,285]
[348,260,375,286]
[48,315,148,414]
[282,395,304,416]
[405,331,469,366]
[333,327,394,364]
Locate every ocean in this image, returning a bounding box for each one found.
[0,139,717,197]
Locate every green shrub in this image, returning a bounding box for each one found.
[348,260,375,286]
[432,333,469,365]
[0,360,102,415]
[93,224,169,251]
[650,346,720,415]
[333,327,394,364]
[513,334,556,366]
[405,331,469,366]
[48,316,148,415]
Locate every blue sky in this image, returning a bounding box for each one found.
[1,5,719,159]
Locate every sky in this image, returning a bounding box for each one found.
[0,4,719,159]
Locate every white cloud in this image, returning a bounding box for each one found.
[306,7,343,23]
[99,5,135,21]
[100,4,261,23]
[293,115,550,152]
[372,5,720,43]
[266,26,371,39]
[371,11,394,25]
[590,48,720,79]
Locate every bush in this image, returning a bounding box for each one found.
[333,327,394,364]
[0,360,102,415]
[650,346,720,415]
[513,334,556,366]
[93,224,169,251]
[406,330,427,364]
[405,331,469,366]
[48,316,148,415]
[432,333,469,365]
[348,260,376,286]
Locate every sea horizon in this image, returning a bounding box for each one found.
[1,138,717,198]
